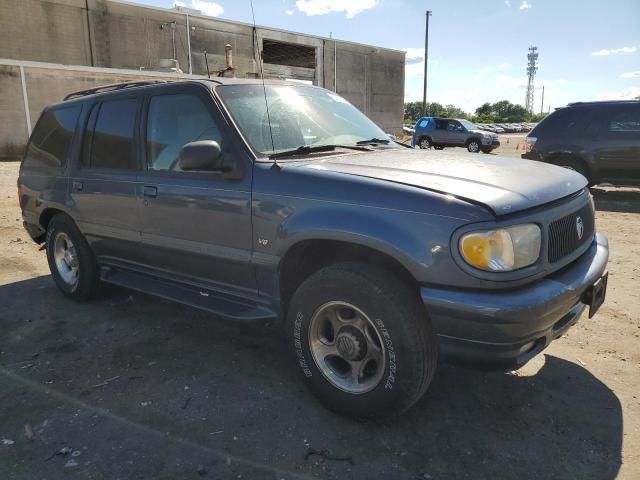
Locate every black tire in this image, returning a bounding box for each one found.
[467,139,481,153]
[552,157,590,184]
[286,262,438,418]
[418,136,432,149]
[434,146,445,150]
[45,213,101,301]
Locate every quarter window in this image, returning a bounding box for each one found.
[146,94,222,172]
[23,106,81,171]
[85,99,138,170]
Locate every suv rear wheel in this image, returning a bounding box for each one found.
[467,139,481,153]
[46,214,101,300]
[286,262,438,417]
[418,137,432,149]
[552,157,590,184]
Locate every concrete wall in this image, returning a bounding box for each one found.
[0,0,405,154]
[0,60,193,159]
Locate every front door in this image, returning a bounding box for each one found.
[69,96,144,265]
[136,85,256,294]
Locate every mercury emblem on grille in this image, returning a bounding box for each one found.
[576,216,584,240]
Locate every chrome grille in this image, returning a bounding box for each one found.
[548,203,594,263]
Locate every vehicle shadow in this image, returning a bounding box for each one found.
[0,276,623,480]
[591,186,640,214]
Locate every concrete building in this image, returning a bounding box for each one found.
[0,0,405,159]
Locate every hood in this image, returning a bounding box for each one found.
[303,149,587,216]
[470,129,494,137]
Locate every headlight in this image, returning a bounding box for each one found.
[459,224,541,272]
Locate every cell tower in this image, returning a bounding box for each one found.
[525,46,538,114]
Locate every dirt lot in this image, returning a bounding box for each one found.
[1,159,639,479]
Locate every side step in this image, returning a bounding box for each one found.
[101,267,278,323]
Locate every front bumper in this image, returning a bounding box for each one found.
[421,233,609,370]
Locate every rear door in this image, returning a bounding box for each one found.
[136,84,255,293]
[431,118,449,144]
[69,96,144,265]
[595,103,640,182]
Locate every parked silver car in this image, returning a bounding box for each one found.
[412,118,500,153]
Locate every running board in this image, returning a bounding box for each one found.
[100,267,277,323]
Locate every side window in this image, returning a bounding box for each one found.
[434,119,447,130]
[418,119,429,128]
[83,98,138,170]
[447,121,463,132]
[23,106,81,173]
[608,105,640,133]
[146,93,223,172]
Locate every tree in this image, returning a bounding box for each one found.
[470,100,535,123]
[404,101,470,122]
[475,102,492,117]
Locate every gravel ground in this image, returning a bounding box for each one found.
[1,160,639,479]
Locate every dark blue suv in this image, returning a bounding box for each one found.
[18,79,607,417]
[412,117,500,153]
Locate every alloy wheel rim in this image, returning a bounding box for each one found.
[53,232,79,287]
[420,139,430,149]
[469,142,479,152]
[308,301,386,394]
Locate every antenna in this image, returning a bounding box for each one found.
[249,0,277,165]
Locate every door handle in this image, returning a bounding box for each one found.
[143,185,158,198]
[72,181,83,192]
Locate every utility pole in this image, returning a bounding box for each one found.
[186,13,192,74]
[540,85,545,114]
[422,10,432,117]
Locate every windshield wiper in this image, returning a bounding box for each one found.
[268,144,373,160]
[356,137,391,146]
[393,140,414,149]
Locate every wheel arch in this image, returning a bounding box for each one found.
[546,153,591,180]
[278,238,420,316]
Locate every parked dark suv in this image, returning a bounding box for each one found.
[19,79,609,417]
[522,100,640,185]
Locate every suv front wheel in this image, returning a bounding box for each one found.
[467,139,481,153]
[45,214,101,300]
[286,262,438,417]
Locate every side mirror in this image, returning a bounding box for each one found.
[178,141,223,171]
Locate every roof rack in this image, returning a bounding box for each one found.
[567,99,639,107]
[64,80,173,100]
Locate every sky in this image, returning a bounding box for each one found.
[133,0,639,114]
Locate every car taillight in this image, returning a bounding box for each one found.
[525,136,537,152]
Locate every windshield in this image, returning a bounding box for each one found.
[458,119,479,131]
[216,84,392,156]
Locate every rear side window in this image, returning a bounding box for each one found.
[146,93,223,172]
[609,105,640,132]
[532,108,579,136]
[418,119,429,128]
[83,98,138,170]
[435,119,447,130]
[23,106,81,173]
